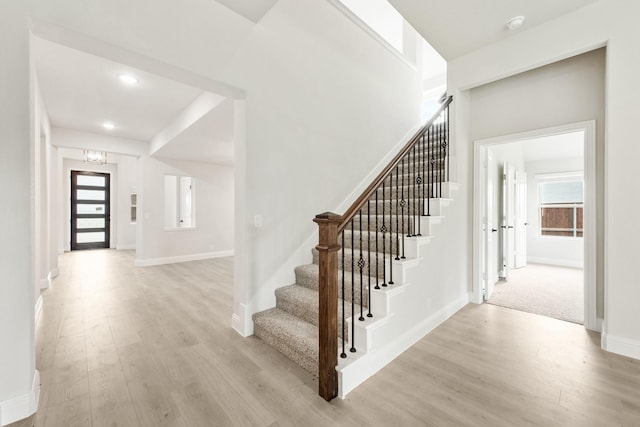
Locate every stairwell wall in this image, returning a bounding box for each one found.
[448,0,640,359]
[219,0,424,333]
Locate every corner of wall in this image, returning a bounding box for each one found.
[232,303,254,337]
[0,370,40,427]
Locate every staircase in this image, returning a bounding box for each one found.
[252,97,459,399]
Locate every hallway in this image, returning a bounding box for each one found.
[12,250,640,426]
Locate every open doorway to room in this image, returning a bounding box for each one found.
[473,122,597,329]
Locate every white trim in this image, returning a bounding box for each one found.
[472,121,598,331]
[526,257,583,269]
[34,295,43,325]
[50,267,59,279]
[116,244,136,250]
[534,171,583,180]
[232,303,253,337]
[134,250,233,267]
[337,294,469,398]
[602,332,640,360]
[0,370,39,426]
[38,273,50,290]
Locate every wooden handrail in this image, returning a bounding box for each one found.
[338,95,453,232]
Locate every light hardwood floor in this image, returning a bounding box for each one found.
[11,249,640,426]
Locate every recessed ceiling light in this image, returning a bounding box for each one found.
[103,122,115,130]
[117,73,139,85]
[506,15,525,30]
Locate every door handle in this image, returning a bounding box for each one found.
[491,229,498,232]
[508,226,514,229]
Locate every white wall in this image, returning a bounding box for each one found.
[448,0,640,358]
[114,154,137,249]
[466,49,605,316]
[0,4,36,423]
[136,156,234,265]
[525,157,584,268]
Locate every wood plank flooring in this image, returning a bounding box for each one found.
[10,249,640,426]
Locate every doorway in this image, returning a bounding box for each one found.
[473,121,598,330]
[70,170,111,250]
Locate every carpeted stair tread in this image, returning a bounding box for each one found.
[275,284,362,337]
[252,308,318,375]
[294,264,371,306]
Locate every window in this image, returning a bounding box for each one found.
[539,180,583,237]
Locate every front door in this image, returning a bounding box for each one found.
[71,171,110,250]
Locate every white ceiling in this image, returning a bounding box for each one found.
[387,0,600,59]
[213,0,278,23]
[34,37,236,164]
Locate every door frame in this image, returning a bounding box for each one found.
[472,120,598,331]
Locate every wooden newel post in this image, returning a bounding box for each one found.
[313,212,342,401]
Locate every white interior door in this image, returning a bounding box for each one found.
[485,150,499,300]
[179,176,193,227]
[514,171,527,268]
[501,163,515,280]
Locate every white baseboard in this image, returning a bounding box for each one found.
[35,295,43,325]
[116,244,136,250]
[134,250,234,267]
[527,257,583,269]
[0,370,40,426]
[337,293,469,398]
[39,272,51,290]
[50,267,59,279]
[602,332,640,361]
[232,303,253,337]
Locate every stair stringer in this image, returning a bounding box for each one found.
[335,182,469,398]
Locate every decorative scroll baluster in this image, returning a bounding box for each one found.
[358,211,365,322]
[412,145,417,236]
[446,106,450,182]
[401,156,406,259]
[381,180,387,287]
[388,174,394,285]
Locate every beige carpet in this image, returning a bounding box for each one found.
[487,263,584,324]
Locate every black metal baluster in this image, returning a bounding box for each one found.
[401,155,406,259]
[358,210,364,322]
[427,126,431,216]
[367,200,372,317]
[412,145,418,236]
[388,174,394,285]
[439,116,443,198]
[381,181,387,287]
[341,231,346,359]
[350,220,356,353]
[417,140,422,236]
[395,165,400,261]
[420,134,425,218]
[375,192,380,290]
[446,105,450,183]
[430,126,435,213]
